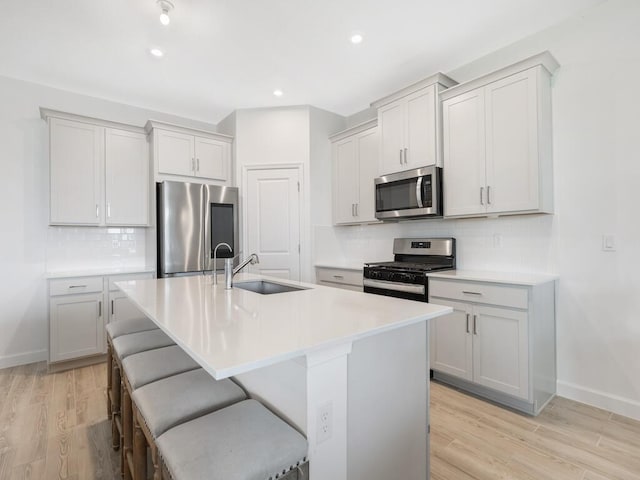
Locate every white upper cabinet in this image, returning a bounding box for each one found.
[331,121,379,225]
[49,118,103,225]
[156,129,194,177]
[44,110,150,226]
[373,74,457,176]
[105,128,149,226]
[442,53,558,218]
[147,121,233,185]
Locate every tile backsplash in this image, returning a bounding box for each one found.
[46,226,148,272]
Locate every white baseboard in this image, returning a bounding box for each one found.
[0,349,48,370]
[557,380,640,421]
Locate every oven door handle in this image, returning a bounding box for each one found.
[363,278,425,295]
[416,176,424,208]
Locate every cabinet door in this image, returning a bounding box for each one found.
[50,118,103,225]
[195,136,229,182]
[378,101,406,175]
[442,88,487,217]
[333,137,359,224]
[156,129,194,176]
[485,69,539,214]
[405,86,437,168]
[355,128,379,222]
[429,299,473,381]
[108,290,145,324]
[50,293,105,362]
[105,129,149,226]
[472,305,529,400]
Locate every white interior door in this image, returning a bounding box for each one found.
[245,167,301,280]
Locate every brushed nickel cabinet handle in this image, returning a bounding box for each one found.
[96,204,99,218]
[107,202,111,218]
[333,275,344,280]
[355,203,359,216]
[68,285,87,289]
[466,313,470,334]
[480,187,484,205]
[197,158,200,172]
[473,315,478,335]
[462,291,482,296]
[98,301,102,317]
[111,300,114,315]
[487,185,491,205]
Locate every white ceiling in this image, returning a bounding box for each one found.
[0,0,603,124]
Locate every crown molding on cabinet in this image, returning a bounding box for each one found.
[145,119,233,142]
[440,51,560,101]
[329,118,377,142]
[370,72,458,109]
[39,107,146,134]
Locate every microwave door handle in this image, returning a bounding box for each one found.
[416,177,424,208]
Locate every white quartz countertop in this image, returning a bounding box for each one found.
[427,269,558,286]
[115,273,452,380]
[46,266,156,279]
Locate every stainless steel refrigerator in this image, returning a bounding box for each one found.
[157,181,239,277]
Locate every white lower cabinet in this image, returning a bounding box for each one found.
[50,292,104,363]
[48,271,154,366]
[315,267,363,292]
[429,275,555,415]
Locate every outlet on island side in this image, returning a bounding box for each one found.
[316,402,333,444]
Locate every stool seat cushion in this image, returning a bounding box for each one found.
[123,345,200,390]
[132,368,247,438]
[112,329,174,360]
[157,399,308,480]
[106,317,157,340]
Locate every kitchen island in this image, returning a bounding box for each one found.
[116,273,452,480]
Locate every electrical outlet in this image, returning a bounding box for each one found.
[316,402,332,444]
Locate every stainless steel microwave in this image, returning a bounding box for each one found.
[374,166,443,220]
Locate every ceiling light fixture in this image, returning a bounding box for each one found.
[157,0,174,26]
[351,33,363,44]
[150,48,164,58]
[273,89,284,97]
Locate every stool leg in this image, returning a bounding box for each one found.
[111,363,121,451]
[123,381,133,480]
[133,405,147,480]
[107,340,113,419]
[120,377,126,478]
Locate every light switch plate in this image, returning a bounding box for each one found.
[602,234,616,252]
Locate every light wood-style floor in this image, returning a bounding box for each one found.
[1,362,639,480]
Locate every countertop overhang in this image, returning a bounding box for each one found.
[115,273,452,380]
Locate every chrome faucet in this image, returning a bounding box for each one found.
[225,253,259,289]
[212,242,232,285]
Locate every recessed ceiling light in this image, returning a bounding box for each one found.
[273,89,284,97]
[351,33,363,44]
[157,0,174,26]
[150,48,164,58]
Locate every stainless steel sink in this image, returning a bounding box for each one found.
[234,280,308,295]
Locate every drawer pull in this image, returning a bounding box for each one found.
[111,300,114,315]
[462,291,482,296]
[333,275,344,280]
[473,315,478,335]
[68,285,88,289]
[466,313,470,334]
[98,301,102,317]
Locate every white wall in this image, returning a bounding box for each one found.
[316,0,640,419]
[0,75,218,368]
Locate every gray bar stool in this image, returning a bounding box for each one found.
[106,317,158,420]
[110,329,175,474]
[120,345,201,479]
[157,399,309,480]
[131,368,247,480]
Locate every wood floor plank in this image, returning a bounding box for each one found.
[9,458,45,480]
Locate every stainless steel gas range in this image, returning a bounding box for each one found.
[363,238,456,302]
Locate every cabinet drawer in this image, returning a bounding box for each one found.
[429,279,528,309]
[316,267,363,288]
[108,272,154,291]
[50,276,104,296]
